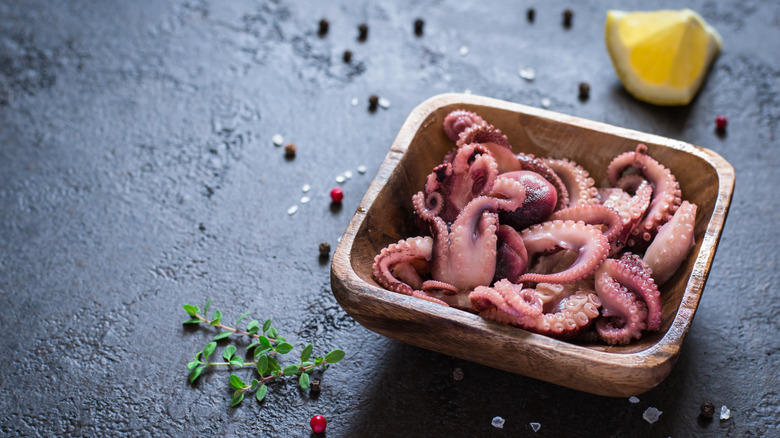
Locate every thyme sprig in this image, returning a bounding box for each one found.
[183,299,345,406]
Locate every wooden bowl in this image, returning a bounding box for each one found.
[330,93,734,397]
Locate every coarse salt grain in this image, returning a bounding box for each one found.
[272,134,284,146]
[378,98,391,109]
[335,175,346,183]
[344,170,353,179]
[302,184,311,192]
[519,67,536,81]
[491,416,505,428]
[351,97,358,106]
[540,98,551,108]
[459,45,469,56]
[357,165,367,174]
[300,196,310,204]
[629,396,640,404]
[464,89,472,94]
[530,422,541,432]
[642,407,662,424]
[720,405,731,420]
[287,205,298,216]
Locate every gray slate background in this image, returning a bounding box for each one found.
[1,0,778,436]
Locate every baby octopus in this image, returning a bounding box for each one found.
[372,109,698,345]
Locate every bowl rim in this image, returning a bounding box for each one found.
[331,93,735,394]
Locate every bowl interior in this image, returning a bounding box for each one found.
[348,98,726,355]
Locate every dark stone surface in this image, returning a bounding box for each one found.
[1,1,778,436]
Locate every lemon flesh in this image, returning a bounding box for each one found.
[605,9,722,106]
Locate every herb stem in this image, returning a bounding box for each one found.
[194,314,278,343]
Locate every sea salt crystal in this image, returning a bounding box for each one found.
[286,205,298,216]
[519,67,536,81]
[459,45,469,56]
[335,175,346,183]
[491,416,505,428]
[300,196,310,204]
[443,74,452,82]
[344,170,353,179]
[351,97,359,106]
[302,184,311,192]
[272,134,284,146]
[530,422,541,432]
[629,396,640,404]
[540,98,551,108]
[357,165,367,174]
[720,405,731,420]
[378,98,391,109]
[643,407,663,424]
[464,89,472,94]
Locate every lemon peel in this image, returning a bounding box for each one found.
[605,9,722,106]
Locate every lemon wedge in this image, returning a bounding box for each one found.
[605,9,722,105]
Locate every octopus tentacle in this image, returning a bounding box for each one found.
[545,158,599,207]
[600,175,653,253]
[470,279,543,319]
[596,253,661,331]
[516,153,569,211]
[443,110,485,142]
[456,123,519,174]
[606,144,682,248]
[517,220,610,284]
[372,236,433,296]
[594,275,648,345]
[644,200,697,285]
[422,143,498,223]
[548,204,624,255]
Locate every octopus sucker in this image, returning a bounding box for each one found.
[517,220,610,285]
[374,109,698,346]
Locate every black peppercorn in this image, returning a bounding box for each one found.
[414,18,424,36]
[368,94,379,112]
[319,242,331,257]
[318,18,329,37]
[343,50,352,63]
[700,402,715,419]
[310,379,321,393]
[578,81,590,101]
[526,8,535,23]
[358,23,368,41]
[284,143,297,158]
[563,9,573,28]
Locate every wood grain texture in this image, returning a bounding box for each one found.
[330,93,735,397]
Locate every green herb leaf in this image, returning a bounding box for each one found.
[213,331,232,341]
[267,327,278,338]
[223,345,236,361]
[267,356,281,373]
[256,384,268,402]
[187,360,199,371]
[229,357,244,367]
[203,342,217,359]
[254,347,272,360]
[229,374,247,389]
[324,349,346,364]
[246,320,260,335]
[210,309,222,326]
[247,341,260,350]
[262,319,272,334]
[189,365,206,383]
[183,304,199,317]
[256,355,269,375]
[301,361,314,373]
[275,342,293,355]
[250,379,259,390]
[301,343,313,362]
[182,318,201,325]
[236,311,250,326]
[231,391,245,407]
[203,299,212,316]
[258,336,272,349]
[282,364,300,376]
[299,372,310,389]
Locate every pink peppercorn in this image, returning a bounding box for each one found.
[310,415,327,433]
[715,115,728,131]
[330,187,344,203]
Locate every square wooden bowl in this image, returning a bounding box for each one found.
[330,93,734,397]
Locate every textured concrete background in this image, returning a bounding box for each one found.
[1,0,778,436]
